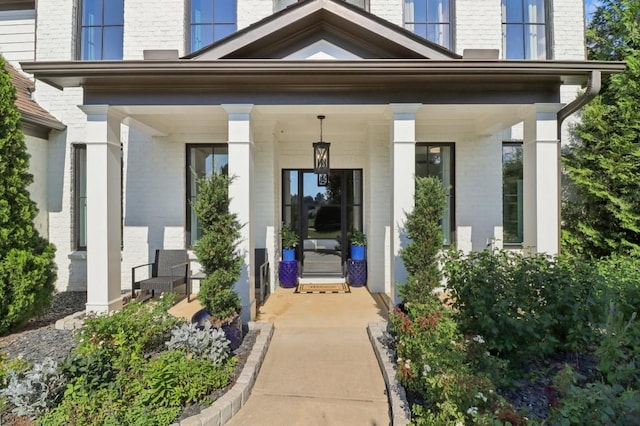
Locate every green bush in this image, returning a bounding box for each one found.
[75,296,180,371]
[550,308,640,425]
[390,302,520,425]
[0,57,57,335]
[443,249,602,359]
[399,176,446,304]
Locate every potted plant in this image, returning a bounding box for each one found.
[280,225,298,261]
[191,172,243,349]
[350,229,367,261]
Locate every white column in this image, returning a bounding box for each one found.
[222,104,255,322]
[390,103,421,303]
[79,105,122,313]
[523,105,560,254]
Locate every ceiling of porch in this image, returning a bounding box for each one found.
[113,103,532,141]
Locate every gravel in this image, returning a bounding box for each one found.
[0,292,86,364]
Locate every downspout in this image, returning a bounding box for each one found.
[554,69,602,253]
[556,70,602,139]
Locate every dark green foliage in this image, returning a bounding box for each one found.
[399,176,446,304]
[191,173,242,322]
[0,56,57,335]
[443,249,602,359]
[562,0,640,258]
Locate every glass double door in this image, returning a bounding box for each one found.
[282,169,362,277]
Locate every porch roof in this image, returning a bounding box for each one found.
[21,59,625,105]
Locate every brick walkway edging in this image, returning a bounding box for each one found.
[367,321,411,426]
[177,322,275,426]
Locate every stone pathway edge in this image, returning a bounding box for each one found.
[367,321,411,426]
[178,321,275,426]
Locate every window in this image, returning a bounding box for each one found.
[79,0,124,60]
[190,0,237,52]
[416,143,455,245]
[404,0,452,49]
[74,145,87,250]
[502,0,549,59]
[503,143,523,244]
[186,144,229,246]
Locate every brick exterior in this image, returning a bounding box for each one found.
[9,0,588,292]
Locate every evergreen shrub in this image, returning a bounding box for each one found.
[0,56,57,334]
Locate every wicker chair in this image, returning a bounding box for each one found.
[132,249,190,299]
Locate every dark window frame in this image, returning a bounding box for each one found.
[77,0,124,60]
[501,0,552,60]
[403,0,456,51]
[502,141,524,245]
[415,142,456,246]
[185,143,229,247]
[188,0,238,53]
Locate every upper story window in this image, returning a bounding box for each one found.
[79,0,124,60]
[502,0,549,59]
[274,0,369,12]
[190,0,237,52]
[403,0,452,49]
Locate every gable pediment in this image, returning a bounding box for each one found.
[185,0,460,60]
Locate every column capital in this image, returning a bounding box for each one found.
[390,103,422,118]
[78,105,126,122]
[222,104,254,117]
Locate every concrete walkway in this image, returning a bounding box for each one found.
[226,287,391,426]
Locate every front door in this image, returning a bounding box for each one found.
[282,169,362,277]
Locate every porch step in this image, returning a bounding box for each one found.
[298,277,346,285]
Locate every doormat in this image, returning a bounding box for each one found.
[295,283,351,294]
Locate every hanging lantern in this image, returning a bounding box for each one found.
[313,115,330,175]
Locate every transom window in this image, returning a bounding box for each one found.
[186,144,229,246]
[79,0,124,60]
[503,143,523,244]
[502,0,549,59]
[403,0,452,49]
[416,143,455,245]
[190,0,237,52]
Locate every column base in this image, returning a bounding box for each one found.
[86,297,123,314]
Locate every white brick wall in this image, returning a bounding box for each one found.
[552,0,586,60]
[123,0,185,59]
[455,0,502,55]
[370,0,402,27]
[237,0,272,30]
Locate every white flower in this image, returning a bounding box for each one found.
[456,423,464,426]
[422,364,432,377]
[472,335,485,344]
[475,392,488,402]
[467,406,478,415]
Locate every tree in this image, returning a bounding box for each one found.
[0,56,57,334]
[191,172,242,322]
[562,0,640,258]
[399,176,446,304]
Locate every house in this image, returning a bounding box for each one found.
[3,0,625,321]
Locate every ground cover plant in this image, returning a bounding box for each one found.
[0,295,238,425]
[391,247,640,425]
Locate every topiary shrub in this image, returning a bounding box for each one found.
[399,176,446,304]
[0,56,57,335]
[191,172,242,322]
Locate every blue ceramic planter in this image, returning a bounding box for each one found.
[350,245,365,261]
[283,248,296,261]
